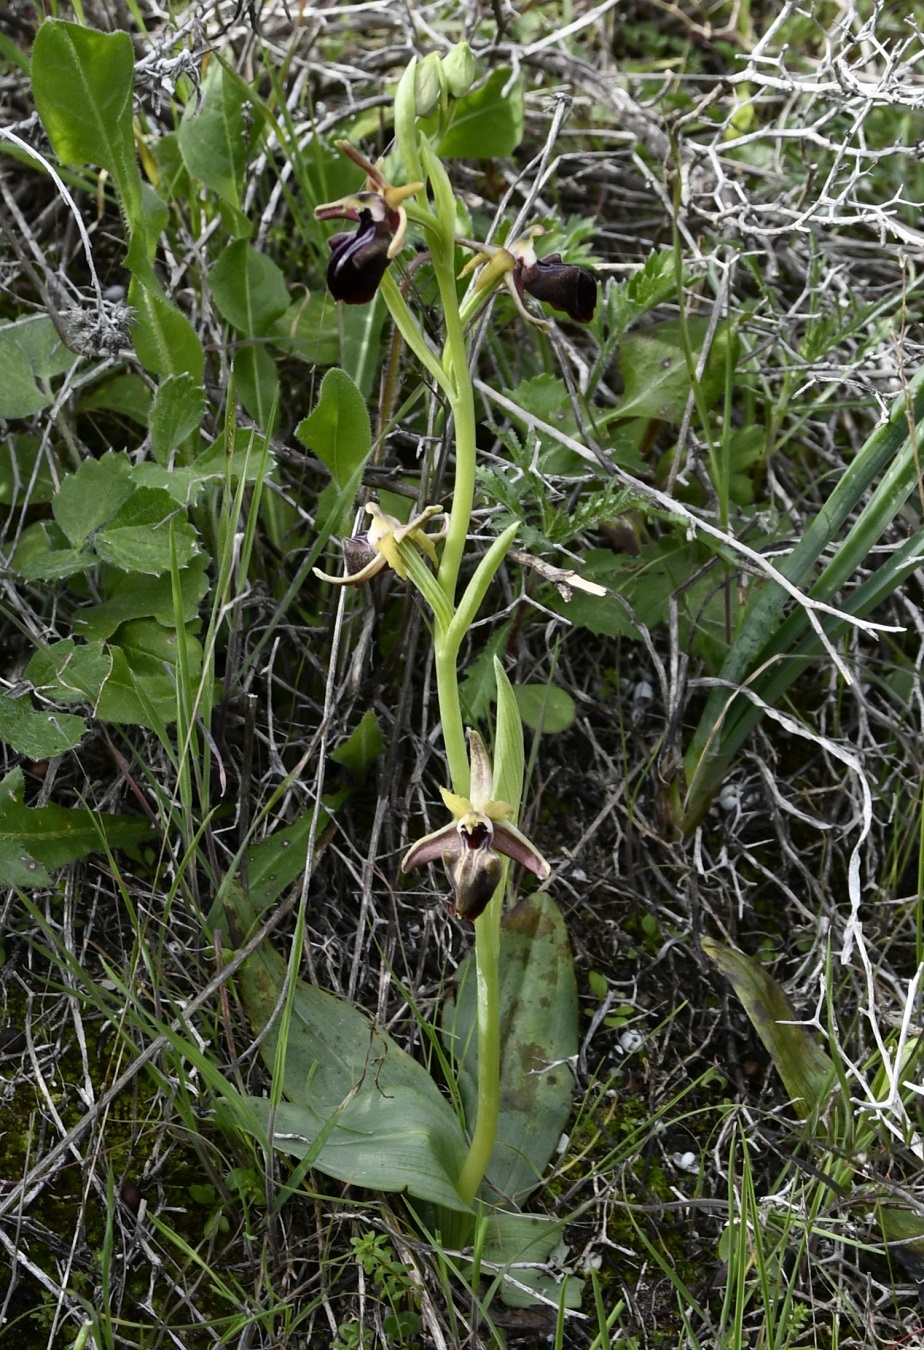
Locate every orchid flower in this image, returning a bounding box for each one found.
[402,730,550,920]
[459,226,597,328]
[315,143,423,303]
[312,501,445,586]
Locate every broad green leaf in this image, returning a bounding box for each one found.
[52,453,134,548]
[618,318,737,423]
[0,766,152,884]
[0,435,58,506]
[0,695,86,758]
[19,548,95,582]
[101,644,199,729]
[150,373,206,466]
[244,804,334,912]
[876,1206,924,1286]
[177,61,251,224]
[514,683,576,734]
[32,21,141,226]
[438,67,524,158]
[269,296,340,367]
[74,557,210,640]
[443,891,578,1203]
[330,711,384,781]
[130,279,205,380]
[79,373,152,427]
[210,241,290,336]
[223,884,471,1213]
[27,640,114,707]
[234,344,279,431]
[94,488,199,574]
[295,368,371,492]
[0,318,74,418]
[339,292,387,398]
[118,617,203,672]
[477,1211,583,1310]
[702,938,836,1119]
[0,346,51,418]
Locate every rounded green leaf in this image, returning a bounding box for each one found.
[295,368,371,491]
[210,241,290,336]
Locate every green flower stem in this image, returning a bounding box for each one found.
[456,879,503,1206]
[382,133,520,1205]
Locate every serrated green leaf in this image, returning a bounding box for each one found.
[210,241,290,336]
[149,373,206,466]
[0,765,152,882]
[94,488,199,574]
[27,640,114,707]
[0,695,86,758]
[295,368,371,492]
[73,556,210,640]
[607,249,678,335]
[52,453,134,548]
[19,548,96,582]
[439,68,524,158]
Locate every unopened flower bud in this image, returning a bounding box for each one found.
[414,52,444,118]
[441,42,475,99]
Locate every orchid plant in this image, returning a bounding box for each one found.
[230,45,596,1306]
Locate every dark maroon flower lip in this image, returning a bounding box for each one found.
[458,228,598,329]
[520,254,598,324]
[327,211,393,305]
[314,142,422,303]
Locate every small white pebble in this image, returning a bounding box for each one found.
[556,1133,570,1155]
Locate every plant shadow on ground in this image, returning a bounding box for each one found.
[3,0,924,1347]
